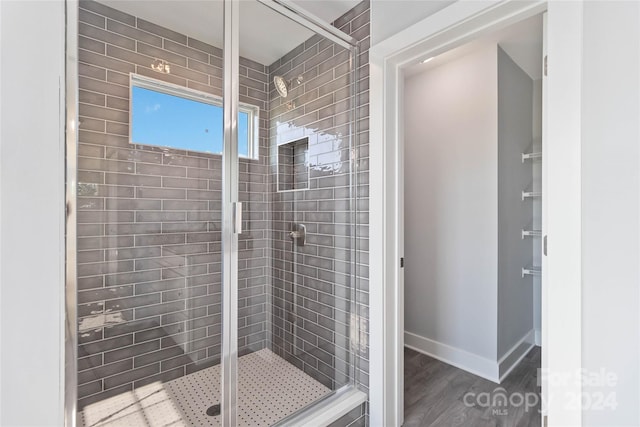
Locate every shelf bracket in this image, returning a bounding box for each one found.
[522,267,542,278]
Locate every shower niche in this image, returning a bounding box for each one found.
[278,137,309,192]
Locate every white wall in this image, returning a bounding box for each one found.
[1,1,3,420]
[581,1,640,425]
[404,45,498,362]
[0,1,66,425]
[370,0,454,46]
[496,47,534,358]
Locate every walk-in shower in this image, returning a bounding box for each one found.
[65,0,368,425]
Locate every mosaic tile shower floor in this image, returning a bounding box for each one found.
[79,349,331,427]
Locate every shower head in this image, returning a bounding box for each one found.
[274,75,289,98]
[273,75,303,98]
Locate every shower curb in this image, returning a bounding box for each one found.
[274,386,367,427]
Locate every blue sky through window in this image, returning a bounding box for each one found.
[132,86,251,156]
[238,111,249,157]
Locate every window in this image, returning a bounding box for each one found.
[130,74,259,159]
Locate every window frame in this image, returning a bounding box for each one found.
[129,73,259,159]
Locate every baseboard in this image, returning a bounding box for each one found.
[404,331,500,383]
[535,329,541,346]
[498,329,535,382]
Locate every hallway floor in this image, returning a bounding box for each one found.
[404,346,541,427]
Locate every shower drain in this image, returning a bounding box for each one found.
[206,404,221,417]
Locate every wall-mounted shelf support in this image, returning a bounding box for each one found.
[522,266,541,278]
[522,191,542,200]
[521,151,542,163]
[521,229,542,239]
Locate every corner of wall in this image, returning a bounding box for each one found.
[498,329,535,382]
[497,46,535,359]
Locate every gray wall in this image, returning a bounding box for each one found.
[268,0,370,392]
[404,46,499,361]
[497,46,534,358]
[76,0,270,408]
[531,78,542,342]
[329,402,367,427]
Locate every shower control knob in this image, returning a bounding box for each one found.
[288,224,306,246]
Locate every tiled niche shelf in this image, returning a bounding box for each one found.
[278,137,309,192]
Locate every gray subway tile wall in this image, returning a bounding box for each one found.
[75,0,370,421]
[76,0,269,408]
[267,0,370,400]
[328,403,368,427]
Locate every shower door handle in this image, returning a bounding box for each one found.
[233,202,243,235]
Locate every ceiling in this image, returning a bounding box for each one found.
[405,13,544,80]
[97,0,359,66]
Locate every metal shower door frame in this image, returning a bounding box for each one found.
[220,0,239,425]
[64,1,79,425]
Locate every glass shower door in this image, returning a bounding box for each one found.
[72,0,229,424]
[70,0,360,425]
[229,1,359,424]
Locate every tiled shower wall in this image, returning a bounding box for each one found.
[268,0,370,401]
[75,0,270,408]
[74,0,370,422]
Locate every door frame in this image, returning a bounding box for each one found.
[369,1,583,426]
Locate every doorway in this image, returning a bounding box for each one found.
[402,13,544,425]
[369,1,583,426]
